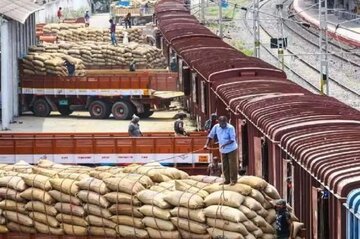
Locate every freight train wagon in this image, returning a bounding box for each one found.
[20,70,182,120]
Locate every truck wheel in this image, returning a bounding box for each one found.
[89,100,111,119]
[58,106,73,116]
[33,98,51,117]
[112,101,134,120]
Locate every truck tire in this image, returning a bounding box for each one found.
[112,101,134,120]
[138,105,154,119]
[89,100,111,119]
[58,106,73,116]
[33,98,51,117]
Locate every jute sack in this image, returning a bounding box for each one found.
[262,234,276,239]
[109,203,143,217]
[257,207,269,218]
[0,176,27,191]
[49,178,79,196]
[204,205,247,223]
[110,215,144,228]
[252,228,264,238]
[142,216,175,231]
[58,172,90,181]
[103,177,145,195]
[260,221,276,234]
[245,234,256,239]
[190,175,223,184]
[207,227,245,239]
[32,167,59,178]
[204,190,244,208]
[77,177,109,195]
[163,191,204,209]
[243,196,263,211]
[62,223,87,236]
[0,216,5,224]
[263,184,281,200]
[48,190,82,205]
[170,207,205,223]
[0,187,26,202]
[84,203,112,218]
[0,225,8,233]
[171,217,207,234]
[25,201,57,216]
[147,227,180,239]
[243,220,258,232]
[21,174,51,190]
[239,205,257,219]
[238,176,268,190]
[89,226,117,237]
[250,189,265,203]
[20,188,55,204]
[86,215,117,228]
[137,189,171,209]
[34,221,64,235]
[3,210,34,226]
[29,211,59,228]
[114,173,154,188]
[104,192,141,206]
[77,190,109,208]
[139,205,170,220]
[207,218,249,235]
[265,209,277,223]
[56,213,88,227]
[55,203,85,217]
[178,229,211,239]
[181,179,208,189]
[116,225,149,238]
[175,180,209,198]
[7,222,36,233]
[0,200,26,214]
[292,221,304,238]
[89,171,113,180]
[204,183,252,195]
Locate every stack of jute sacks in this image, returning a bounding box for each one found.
[42,23,143,43]
[0,160,304,238]
[26,41,167,69]
[22,51,86,76]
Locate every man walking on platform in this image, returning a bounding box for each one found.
[204,116,238,185]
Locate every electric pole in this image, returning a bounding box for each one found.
[200,0,205,24]
[253,0,260,58]
[319,0,329,95]
[276,2,285,70]
[219,0,223,38]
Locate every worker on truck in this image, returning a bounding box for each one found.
[128,115,143,137]
[109,19,117,45]
[124,13,131,29]
[64,60,75,76]
[204,116,238,185]
[129,60,136,72]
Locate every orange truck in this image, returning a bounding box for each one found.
[20,70,182,120]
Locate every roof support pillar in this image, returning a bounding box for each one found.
[1,19,11,130]
[11,20,19,117]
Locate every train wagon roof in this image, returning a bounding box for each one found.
[279,123,360,198]
[171,36,229,53]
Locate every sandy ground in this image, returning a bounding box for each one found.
[3,110,197,133]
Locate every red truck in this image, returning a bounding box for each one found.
[20,70,182,120]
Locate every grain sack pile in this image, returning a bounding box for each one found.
[22,51,86,76]
[43,23,143,43]
[0,160,304,238]
[27,42,166,69]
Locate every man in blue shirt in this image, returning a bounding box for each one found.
[204,116,238,185]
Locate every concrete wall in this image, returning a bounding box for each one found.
[35,0,91,23]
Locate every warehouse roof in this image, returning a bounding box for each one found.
[0,0,43,24]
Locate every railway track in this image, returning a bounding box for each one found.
[243,0,360,100]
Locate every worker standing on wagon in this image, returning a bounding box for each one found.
[109,19,117,45]
[204,113,218,132]
[84,11,90,27]
[128,115,143,137]
[124,13,132,29]
[204,116,238,185]
[57,7,63,23]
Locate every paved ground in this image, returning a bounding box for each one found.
[4,110,197,133]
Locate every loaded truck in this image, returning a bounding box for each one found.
[20,69,182,120]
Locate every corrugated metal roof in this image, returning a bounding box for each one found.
[0,0,43,24]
